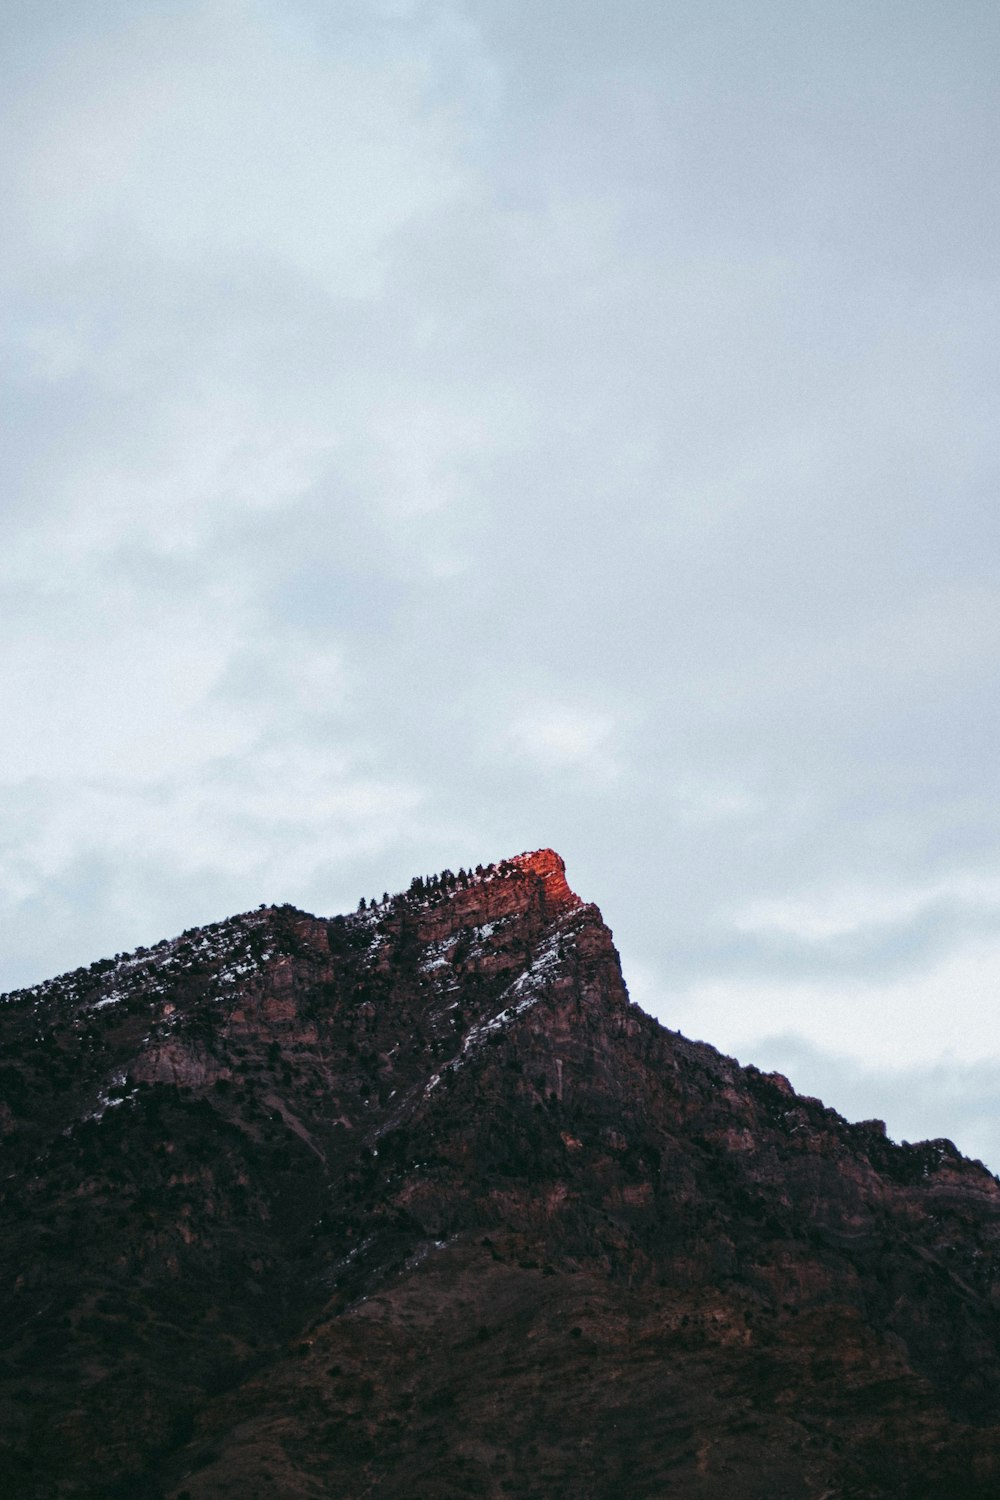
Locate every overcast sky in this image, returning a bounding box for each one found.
[3,0,1000,1163]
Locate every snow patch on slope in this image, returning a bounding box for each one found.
[423,926,569,1097]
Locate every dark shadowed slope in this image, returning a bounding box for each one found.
[2,850,1000,1498]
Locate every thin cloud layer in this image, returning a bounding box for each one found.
[3,1,1000,1163]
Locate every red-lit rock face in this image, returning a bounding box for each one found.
[511,846,578,904]
[399,848,581,949]
[2,854,1000,1499]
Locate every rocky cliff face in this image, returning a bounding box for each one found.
[2,851,1000,1498]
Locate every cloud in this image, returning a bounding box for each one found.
[2,1,470,284]
[648,937,1000,1073]
[732,873,1000,954]
[506,705,619,778]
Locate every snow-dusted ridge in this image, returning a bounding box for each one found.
[1,849,576,1027]
[0,905,283,1014]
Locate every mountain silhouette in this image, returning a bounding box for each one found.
[2,850,999,1498]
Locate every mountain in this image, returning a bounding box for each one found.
[2,849,1000,1499]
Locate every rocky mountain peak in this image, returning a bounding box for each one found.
[4,853,1000,1499]
[357,846,582,945]
[507,845,578,901]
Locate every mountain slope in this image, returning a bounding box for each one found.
[2,851,1000,1498]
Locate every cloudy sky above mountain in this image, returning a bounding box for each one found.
[4,0,1000,1161]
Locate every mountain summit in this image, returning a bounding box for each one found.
[2,852,1000,1497]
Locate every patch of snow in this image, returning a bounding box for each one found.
[86,1070,139,1122]
[421,921,572,1092]
[459,987,545,1059]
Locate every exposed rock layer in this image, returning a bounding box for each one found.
[2,851,1000,1498]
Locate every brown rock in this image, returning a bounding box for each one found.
[1,851,999,1498]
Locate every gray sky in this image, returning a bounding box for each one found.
[4,1,1000,1163]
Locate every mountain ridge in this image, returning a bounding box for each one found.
[3,850,1000,1497]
